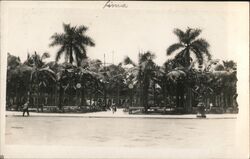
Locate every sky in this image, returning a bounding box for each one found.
[1,1,249,66]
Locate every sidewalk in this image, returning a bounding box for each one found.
[6,109,237,119]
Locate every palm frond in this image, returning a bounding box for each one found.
[63,23,73,34]
[41,52,50,60]
[78,44,87,58]
[73,46,84,66]
[167,69,186,83]
[223,60,236,71]
[173,28,185,42]
[49,33,65,47]
[191,47,204,65]
[191,38,210,48]
[39,66,57,81]
[188,28,202,42]
[123,56,136,66]
[191,38,211,60]
[166,43,184,55]
[55,46,66,62]
[76,25,88,34]
[80,36,95,47]
[139,51,156,64]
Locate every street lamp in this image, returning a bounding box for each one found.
[100,79,108,110]
[76,83,81,89]
[128,83,134,107]
[76,83,81,107]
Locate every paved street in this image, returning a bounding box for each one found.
[4,110,244,159]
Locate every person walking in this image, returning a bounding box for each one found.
[111,103,116,114]
[23,100,30,116]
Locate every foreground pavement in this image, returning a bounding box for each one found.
[4,109,244,159]
[4,145,243,159]
[6,109,237,119]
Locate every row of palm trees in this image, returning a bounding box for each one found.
[6,23,238,113]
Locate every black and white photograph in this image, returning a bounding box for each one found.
[0,1,249,159]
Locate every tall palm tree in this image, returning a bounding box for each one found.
[167,27,211,67]
[49,23,95,66]
[166,28,211,112]
[123,51,157,112]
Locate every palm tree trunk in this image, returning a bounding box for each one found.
[69,47,74,64]
[103,83,107,109]
[153,81,156,106]
[143,77,150,113]
[162,83,167,107]
[176,84,181,108]
[221,93,224,111]
[54,84,57,106]
[117,84,120,106]
[186,87,192,113]
[229,93,233,107]
[81,86,85,106]
[138,81,142,107]
[58,82,63,110]
[15,84,19,111]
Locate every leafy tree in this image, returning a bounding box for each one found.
[7,53,26,110]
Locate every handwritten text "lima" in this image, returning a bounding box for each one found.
[103,0,128,9]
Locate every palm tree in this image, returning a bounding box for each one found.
[166,28,211,112]
[208,60,237,112]
[222,60,236,72]
[123,51,157,112]
[103,64,126,107]
[76,61,105,107]
[167,27,211,67]
[25,51,56,111]
[54,62,77,110]
[49,23,95,66]
[166,66,187,111]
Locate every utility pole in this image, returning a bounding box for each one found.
[104,53,106,68]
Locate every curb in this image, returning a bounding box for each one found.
[6,114,237,120]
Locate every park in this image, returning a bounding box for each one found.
[6,25,238,116]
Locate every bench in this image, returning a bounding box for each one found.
[149,107,161,111]
[43,106,58,112]
[128,107,145,114]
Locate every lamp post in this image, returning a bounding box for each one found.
[100,79,107,110]
[128,84,134,107]
[76,83,81,107]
